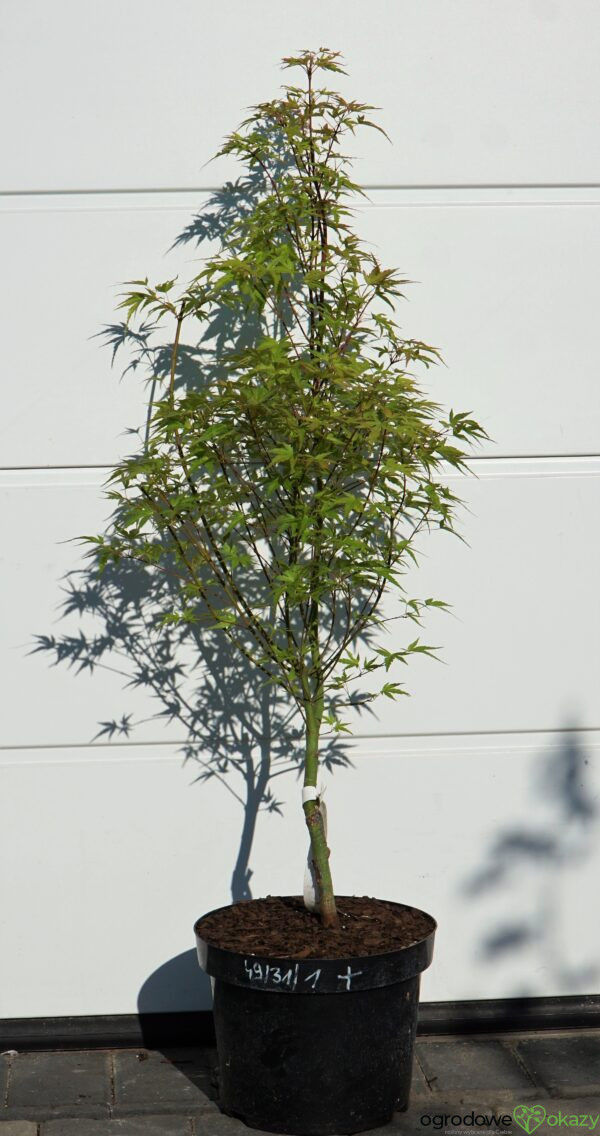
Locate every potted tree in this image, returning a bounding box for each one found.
[92,48,484,1136]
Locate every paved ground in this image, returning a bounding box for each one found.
[0,1029,599,1135]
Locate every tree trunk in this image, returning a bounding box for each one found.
[303,699,339,929]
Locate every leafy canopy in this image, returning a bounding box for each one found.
[90,48,485,733]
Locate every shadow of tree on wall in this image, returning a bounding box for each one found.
[33,168,354,984]
[35,554,321,902]
[460,726,599,1006]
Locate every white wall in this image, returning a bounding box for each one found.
[1,0,599,1017]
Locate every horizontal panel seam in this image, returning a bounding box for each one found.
[3,188,600,213]
[1,725,599,754]
[4,183,600,196]
[2,455,600,474]
[2,456,600,492]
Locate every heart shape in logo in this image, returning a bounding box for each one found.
[513,1105,547,1134]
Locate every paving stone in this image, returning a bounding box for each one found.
[516,1034,600,1095]
[410,1055,432,1099]
[160,1048,218,1099]
[0,1124,39,1136]
[112,1050,214,1113]
[7,1051,110,1111]
[0,1055,11,1106]
[42,1117,191,1135]
[1,1033,595,1135]
[417,1039,535,1093]
[192,1116,288,1136]
[4,1110,108,1124]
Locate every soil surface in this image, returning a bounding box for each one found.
[195,895,435,959]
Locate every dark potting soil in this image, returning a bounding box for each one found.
[196,895,435,959]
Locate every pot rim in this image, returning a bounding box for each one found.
[194,895,436,994]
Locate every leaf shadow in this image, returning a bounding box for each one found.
[459,725,599,1002]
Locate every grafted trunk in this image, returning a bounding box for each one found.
[303,699,339,929]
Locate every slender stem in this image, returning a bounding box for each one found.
[296,64,339,929]
[169,303,186,406]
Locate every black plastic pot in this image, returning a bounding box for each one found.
[195,897,436,1136]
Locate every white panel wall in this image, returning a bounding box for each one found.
[2,735,599,1016]
[3,1,600,189]
[1,0,599,1017]
[4,192,600,467]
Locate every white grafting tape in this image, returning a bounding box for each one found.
[302,784,327,912]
